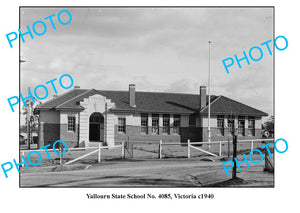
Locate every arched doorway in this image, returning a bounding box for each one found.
[89,112,104,142]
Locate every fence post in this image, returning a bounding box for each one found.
[251,140,254,150]
[98,144,101,163]
[159,140,162,159]
[122,142,125,159]
[187,139,190,158]
[60,144,63,167]
[219,141,222,156]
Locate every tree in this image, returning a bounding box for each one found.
[263,116,274,132]
[22,98,41,149]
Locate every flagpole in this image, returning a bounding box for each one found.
[208,41,211,148]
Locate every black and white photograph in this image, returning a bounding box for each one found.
[19,6,274,187]
[0,0,299,212]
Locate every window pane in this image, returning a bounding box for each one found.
[248,117,255,136]
[174,115,180,127]
[141,114,148,134]
[173,114,180,134]
[118,118,126,133]
[217,116,224,136]
[152,114,159,134]
[238,119,245,136]
[68,116,76,132]
[163,114,170,134]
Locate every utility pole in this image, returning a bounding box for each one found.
[208,41,211,148]
[232,134,237,179]
[231,120,238,179]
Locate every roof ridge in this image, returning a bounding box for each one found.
[36,88,86,109]
[56,89,94,108]
[200,95,221,112]
[98,89,203,96]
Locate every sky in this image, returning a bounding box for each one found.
[20,7,274,122]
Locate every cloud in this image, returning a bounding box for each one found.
[164,79,198,94]
[20,7,274,116]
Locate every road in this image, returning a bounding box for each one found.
[20,157,274,187]
[20,159,230,187]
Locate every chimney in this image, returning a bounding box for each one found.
[200,86,207,110]
[129,84,136,107]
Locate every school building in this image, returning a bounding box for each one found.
[34,84,268,148]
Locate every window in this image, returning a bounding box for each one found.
[152,114,159,134]
[118,118,126,133]
[189,114,196,127]
[217,116,224,136]
[248,117,255,136]
[173,114,181,134]
[238,117,245,136]
[228,117,235,135]
[141,114,148,134]
[67,116,76,132]
[162,114,170,134]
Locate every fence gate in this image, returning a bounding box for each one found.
[124,140,133,158]
[264,143,274,172]
[188,140,219,158]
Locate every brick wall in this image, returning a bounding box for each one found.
[39,123,60,148]
[114,125,202,144]
[60,124,79,148]
[114,124,262,145]
[201,127,262,142]
[38,123,79,148]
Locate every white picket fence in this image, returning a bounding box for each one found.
[20,139,274,166]
[156,138,274,159]
[65,143,125,165]
[20,142,126,166]
[187,138,275,158]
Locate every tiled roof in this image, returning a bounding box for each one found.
[98,90,217,114]
[35,89,93,110]
[35,88,267,116]
[200,96,268,116]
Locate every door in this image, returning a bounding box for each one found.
[89,112,104,142]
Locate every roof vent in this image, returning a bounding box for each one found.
[74,86,80,89]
